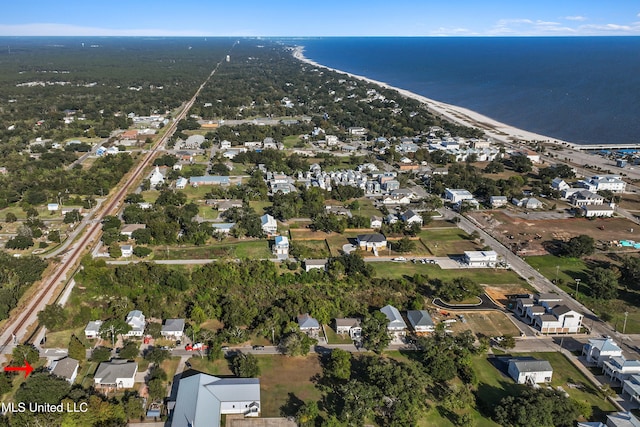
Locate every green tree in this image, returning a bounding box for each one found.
[99,319,132,347]
[296,400,319,427]
[109,245,122,258]
[15,372,71,404]
[68,335,86,361]
[144,348,170,365]
[4,212,17,223]
[559,234,595,258]
[119,341,140,360]
[325,348,351,381]
[12,345,40,366]
[493,388,579,427]
[589,266,619,300]
[230,352,261,377]
[361,311,391,354]
[37,303,65,331]
[133,246,152,257]
[91,346,112,363]
[278,331,315,356]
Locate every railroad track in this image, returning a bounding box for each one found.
[0,49,232,355]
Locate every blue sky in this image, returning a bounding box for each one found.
[2,1,640,37]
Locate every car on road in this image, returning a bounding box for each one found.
[185,342,208,351]
[221,346,230,351]
[391,257,406,262]
[185,361,192,368]
[252,345,265,350]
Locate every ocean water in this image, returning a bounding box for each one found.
[296,37,640,146]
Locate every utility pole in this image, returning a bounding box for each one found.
[623,311,629,334]
[575,278,581,300]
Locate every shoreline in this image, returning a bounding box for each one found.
[291,45,576,149]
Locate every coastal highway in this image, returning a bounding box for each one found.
[0,48,234,363]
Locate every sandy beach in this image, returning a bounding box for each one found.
[292,46,575,148]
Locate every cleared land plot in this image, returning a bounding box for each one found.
[419,228,482,256]
[290,240,330,259]
[469,210,640,256]
[198,206,219,220]
[370,262,527,285]
[324,326,353,345]
[153,240,271,260]
[249,201,273,216]
[441,311,521,337]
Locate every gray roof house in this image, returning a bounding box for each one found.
[125,310,146,337]
[161,319,185,339]
[85,320,103,339]
[380,305,407,332]
[507,358,553,384]
[297,313,320,332]
[304,259,328,272]
[578,411,640,427]
[170,371,260,427]
[50,357,79,384]
[406,310,435,334]
[94,359,138,389]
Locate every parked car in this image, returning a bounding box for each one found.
[252,345,265,350]
[391,257,406,262]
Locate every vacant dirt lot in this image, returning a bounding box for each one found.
[469,210,640,256]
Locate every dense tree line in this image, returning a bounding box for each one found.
[0,251,47,320]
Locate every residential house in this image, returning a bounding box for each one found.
[582,205,615,218]
[507,358,553,384]
[382,195,411,205]
[297,314,320,337]
[356,233,387,252]
[120,245,133,258]
[149,166,165,188]
[125,310,146,337]
[50,357,79,384]
[220,140,232,149]
[170,371,260,427]
[334,318,362,340]
[175,177,188,190]
[583,337,623,366]
[512,150,541,164]
[120,224,146,238]
[161,319,185,340]
[382,180,400,192]
[94,360,138,389]
[580,175,627,193]
[370,216,383,229]
[325,205,352,217]
[525,197,543,209]
[84,320,103,339]
[578,411,640,427]
[47,203,60,211]
[213,199,243,212]
[380,305,407,337]
[490,196,508,208]
[401,210,423,226]
[260,214,277,235]
[570,190,605,207]
[406,310,435,334]
[348,127,367,136]
[533,305,583,333]
[273,235,289,258]
[463,251,498,267]
[444,188,474,204]
[622,375,640,405]
[551,178,570,192]
[603,357,640,383]
[211,223,235,234]
[304,259,328,272]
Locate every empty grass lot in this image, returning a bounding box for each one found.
[419,228,483,256]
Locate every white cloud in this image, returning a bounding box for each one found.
[0,23,209,37]
[565,16,587,22]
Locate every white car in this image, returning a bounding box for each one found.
[391,257,407,262]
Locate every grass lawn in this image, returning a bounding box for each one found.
[180,185,214,201]
[419,228,482,256]
[153,240,271,260]
[198,206,219,220]
[282,135,303,149]
[369,262,527,285]
[160,357,181,380]
[324,325,353,345]
[248,201,272,216]
[257,355,323,417]
[290,240,330,259]
[140,190,160,203]
[44,327,86,349]
[352,198,382,218]
[187,357,233,376]
[77,361,98,388]
[445,311,521,337]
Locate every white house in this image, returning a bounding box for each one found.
[406,310,435,334]
[603,357,640,383]
[380,305,407,336]
[401,210,423,226]
[551,178,570,192]
[534,305,583,334]
[356,233,387,252]
[370,216,383,229]
[582,205,615,218]
[304,259,328,272]
[490,196,508,208]
[273,235,289,258]
[463,251,498,267]
[161,319,185,339]
[171,372,260,427]
[149,166,165,188]
[260,214,277,235]
[220,140,232,149]
[120,245,133,258]
[335,318,362,340]
[582,337,623,366]
[50,357,79,384]
[444,188,474,204]
[578,411,640,427]
[125,310,146,337]
[175,177,188,190]
[569,190,604,207]
[297,313,320,337]
[507,358,553,384]
[120,224,145,238]
[94,360,138,389]
[47,203,60,212]
[85,320,103,339]
[622,374,640,405]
